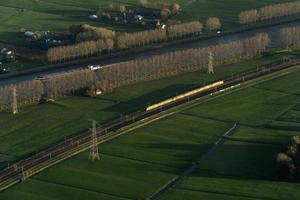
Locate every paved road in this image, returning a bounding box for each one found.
[0,20,300,86]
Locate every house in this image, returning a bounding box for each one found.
[24,31,35,37]
[144,19,162,28]
[134,7,162,20]
[0,48,14,62]
[95,88,103,95]
[134,15,143,21]
[89,15,98,20]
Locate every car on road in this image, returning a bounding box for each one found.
[88,65,102,71]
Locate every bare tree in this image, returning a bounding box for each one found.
[206,17,222,31]
[76,25,115,42]
[0,80,44,111]
[47,39,114,63]
[280,26,300,49]
[98,33,269,91]
[239,9,259,24]
[117,29,167,49]
[240,1,300,24]
[44,70,96,99]
[167,21,203,39]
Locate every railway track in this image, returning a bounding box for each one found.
[1,59,300,192]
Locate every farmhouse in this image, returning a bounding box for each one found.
[89,15,98,20]
[134,7,162,20]
[98,5,165,27]
[0,48,14,62]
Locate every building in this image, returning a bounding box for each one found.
[0,48,15,62]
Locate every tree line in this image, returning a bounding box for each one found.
[206,17,222,31]
[69,24,116,42]
[43,69,96,99]
[0,33,270,111]
[97,33,269,91]
[139,0,181,15]
[47,21,204,62]
[0,70,96,110]
[0,80,44,111]
[167,21,203,39]
[47,39,114,63]
[117,28,167,49]
[280,26,300,49]
[239,1,300,24]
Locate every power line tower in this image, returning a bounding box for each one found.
[12,86,18,114]
[89,120,100,161]
[208,51,214,74]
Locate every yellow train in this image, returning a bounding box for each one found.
[146,81,224,111]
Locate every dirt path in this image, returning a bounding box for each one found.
[147,123,240,200]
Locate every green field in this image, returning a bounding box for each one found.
[0,115,231,200]
[0,0,296,45]
[159,71,300,199]
[1,57,300,199]
[0,53,289,160]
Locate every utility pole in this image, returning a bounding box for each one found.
[12,86,18,114]
[208,51,214,74]
[89,120,100,161]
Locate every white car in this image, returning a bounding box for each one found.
[88,65,102,71]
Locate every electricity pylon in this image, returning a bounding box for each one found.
[208,51,214,74]
[12,86,18,114]
[89,120,100,161]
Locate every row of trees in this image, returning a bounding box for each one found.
[276,136,300,181]
[280,26,300,49]
[47,39,114,63]
[70,24,116,42]
[1,33,270,111]
[167,21,204,39]
[117,28,167,49]
[43,70,96,99]
[239,1,300,24]
[97,33,269,91]
[117,21,205,48]
[0,70,96,110]
[48,20,205,62]
[139,0,181,15]
[206,17,222,31]
[0,81,44,111]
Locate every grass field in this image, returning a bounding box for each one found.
[0,0,296,45]
[1,56,300,199]
[0,53,288,160]
[159,70,300,200]
[0,115,231,200]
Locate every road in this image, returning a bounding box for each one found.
[0,20,300,86]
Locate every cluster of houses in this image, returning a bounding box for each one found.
[0,48,14,73]
[19,6,171,51]
[24,31,65,49]
[0,48,14,63]
[93,7,166,29]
